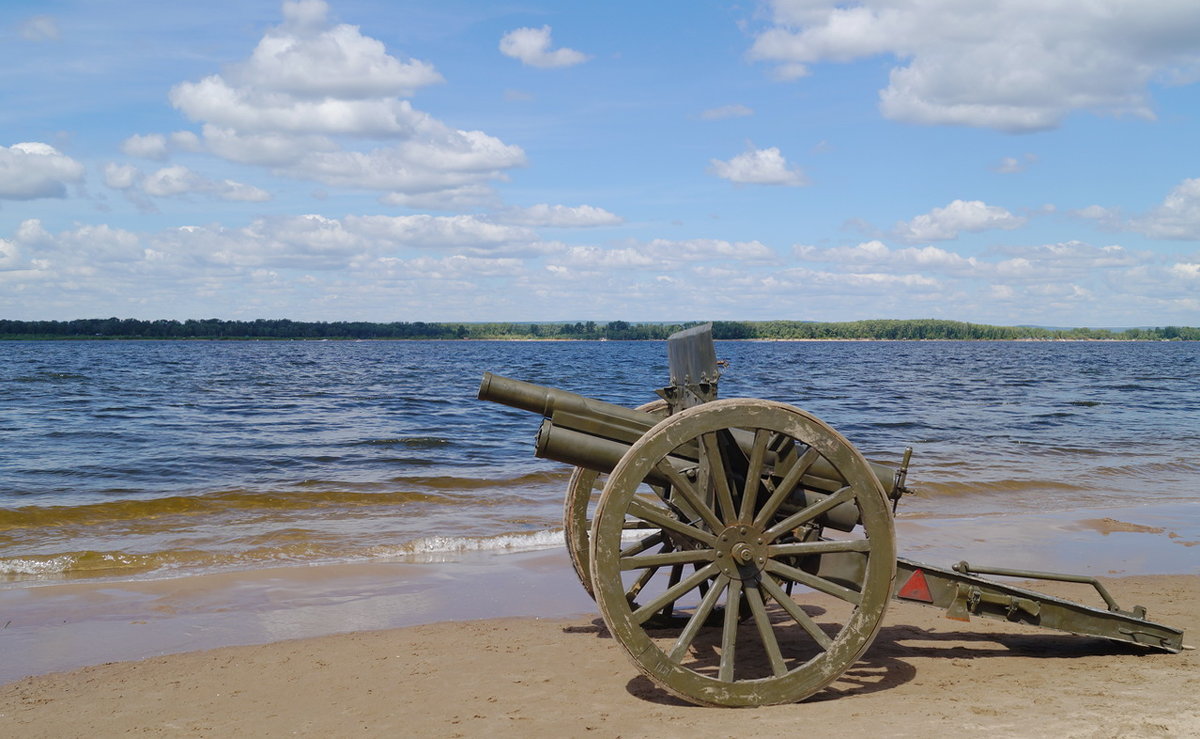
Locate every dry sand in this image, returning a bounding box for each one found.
[2,572,1196,738]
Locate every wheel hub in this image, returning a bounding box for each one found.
[715,524,768,580]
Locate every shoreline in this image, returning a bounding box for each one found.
[0,547,596,686]
[2,569,1195,736]
[2,501,1196,687]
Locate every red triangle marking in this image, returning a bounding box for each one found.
[897,568,933,602]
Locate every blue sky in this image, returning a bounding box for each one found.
[2,0,1199,326]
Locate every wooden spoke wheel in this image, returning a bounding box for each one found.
[590,398,896,707]
[564,399,668,599]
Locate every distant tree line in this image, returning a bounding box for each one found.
[0,317,1197,341]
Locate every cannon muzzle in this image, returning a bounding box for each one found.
[479,371,656,445]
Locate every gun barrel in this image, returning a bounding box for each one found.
[479,371,655,432]
[479,372,902,498]
[535,418,861,531]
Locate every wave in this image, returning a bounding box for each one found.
[392,529,566,558]
[11,371,89,383]
[350,437,452,449]
[0,475,564,532]
[383,470,569,490]
[0,529,570,581]
[914,478,1088,498]
[1091,460,1200,478]
[0,550,179,579]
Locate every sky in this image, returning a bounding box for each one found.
[2,0,1200,327]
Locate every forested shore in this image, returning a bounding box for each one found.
[1,317,1197,341]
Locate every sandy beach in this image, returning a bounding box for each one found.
[2,538,1197,737]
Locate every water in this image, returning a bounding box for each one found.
[2,339,1198,585]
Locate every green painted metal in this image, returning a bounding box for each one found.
[480,371,902,498]
[895,560,1183,652]
[475,322,1186,707]
[589,399,896,707]
[562,400,668,600]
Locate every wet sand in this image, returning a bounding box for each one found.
[1,572,1195,737]
[1,506,1197,736]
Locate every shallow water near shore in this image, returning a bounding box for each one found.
[2,339,1198,584]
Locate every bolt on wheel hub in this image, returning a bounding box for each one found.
[715,524,768,580]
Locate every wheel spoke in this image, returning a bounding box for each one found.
[764,484,857,541]
[660,564,685,618]
[745,583,787,677]
[701,432,738,524]
[737,428,772,521]
[628,498,716,547]
[669,574,730,662]
[752,446,820,528]
[620,548,715,570]
[626,567,658,602]
[765,559,863,606]
[760,575,832,650]
[654,460,723,532]
[632,562,722,624]
[766,538,871,557]
[619,530,664,558]
[590,398,896,707]
[718,578,743,682]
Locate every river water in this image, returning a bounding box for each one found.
[2,339,1198,586]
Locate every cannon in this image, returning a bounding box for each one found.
[478,324,1185,707]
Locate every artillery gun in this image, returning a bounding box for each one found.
[478,324,1184,707]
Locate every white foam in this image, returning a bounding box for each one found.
[0,554,78,576]
[396,529,566,558]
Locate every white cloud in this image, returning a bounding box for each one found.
[15,219,51,245]
[700,104,755,120]
[499,26,589,68]
[797,240,980,272]
[1073,204,1123,231]
[112,164,270,202]
[20,15,59,41]
[1170,262,1200,279]
[379,185,499,211]
[216,180,272,202]
[995,154,1037,174]
[750,1,1200,132]
[171,78,432,137]
[142,165,202,197]
[1076,178,1200,240]
[256,135,523,193]
[710,146,808,186]
[555,246,656,270]
[346,214,538,254]
[121,133,169,160]
[0,142,85,200]
[104,162,141,190]
[554,238,775,272]
[166,1,523,204]
[795,239,1143,286]
[502,204,622,227]
[1128,178,1200,239]
[233,3,442,98]
[169,131,202,152]
[894,200,1027,242]
[20,222,143,265]
[0,239,19,269]
[645,238,775,262]
[199,125,335,167]
[7,212,1200,325]
[994,242,1140,277]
